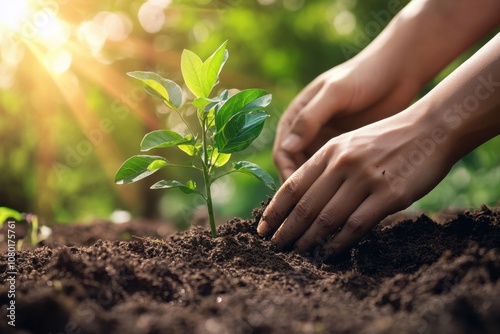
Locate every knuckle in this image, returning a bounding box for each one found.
[384,184,412,211]
[294,112,312,128]
[323,78,349,105]
[334,151,356,168]
[343,218,363,235]
[293,200,315,221]
[365,168,387,189]
[324,79,341,93]
[315,211,337,231]
[282,177,300,200]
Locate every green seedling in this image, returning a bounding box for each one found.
[0,207,51,249]
[115,41,276,237]
[0,207,23,226]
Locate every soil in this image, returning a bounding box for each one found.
[1,202,500,334]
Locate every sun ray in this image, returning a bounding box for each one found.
[1,1,271,221]
[25,41,141,211]
[69,44,162,131]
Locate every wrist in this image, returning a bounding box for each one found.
[409,63,500,163]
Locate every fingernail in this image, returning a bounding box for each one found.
[282,134,301,152]
[257,221,269,236]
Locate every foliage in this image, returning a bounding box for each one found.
[0,0,498,224]
[115,42,276,237]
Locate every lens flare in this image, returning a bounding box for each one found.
[0,0,30,31]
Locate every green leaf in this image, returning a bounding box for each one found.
[141,130,193,151]
[201,41,228,97]
[210,147,231,168]
[150,180,200,195]
[193,90,229,113]
[215,89,271,131]
[178,143,202,156]
[232,161,277,191]
[182,42,228,98]
[215,110,269,153]
[181,49,204,97]
[195,90,231,128]
[147,160,168,170]
[115,155,169,184]
[0,207,23,225]
[127,71,182,110]
[192,97,212,110]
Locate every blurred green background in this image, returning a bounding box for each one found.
[1,0,499,227]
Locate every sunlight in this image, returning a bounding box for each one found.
[0,0,72,75]
[0,0,63,42]
[0,0,30,31]
[43,48,72,74]
[37,16,70,48]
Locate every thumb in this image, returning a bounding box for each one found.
[281,85,342,153]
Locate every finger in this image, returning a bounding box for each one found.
[293,178,369,253]
[323,194,391,257]
[275,79,325,149]
[287,77,326,118]
[258,158,326,236]
[282,82,347,154]
[273,146,307,181]
[273,79,324,179]
[276,78,325,137]
[270,173,345,249]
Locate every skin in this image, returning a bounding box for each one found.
[258,0,500,257]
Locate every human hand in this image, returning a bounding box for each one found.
[274,56,421,181]
[263,0,500,259]
[274,0,500,182]
[259,110,455,257]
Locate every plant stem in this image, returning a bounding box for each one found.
[31,215,38,246]
[203,168,217,238]
[200,111,217,237]
[170,103,196,138]
[212,170,235,182]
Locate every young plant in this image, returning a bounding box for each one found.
[115,41,276,237]
[0,207,52,249]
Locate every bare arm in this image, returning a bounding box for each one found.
[364,0,500,86]
[259,33,500,256]
[275,0,500,180]
[418,32,500,163]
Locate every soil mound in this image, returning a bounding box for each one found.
[1,204,500,333]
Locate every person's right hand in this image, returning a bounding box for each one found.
[274,55,421,181]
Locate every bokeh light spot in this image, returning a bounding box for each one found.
[334,10,356,35]
[283,0,305,11]
[44,48,72,74]
[138,2,166,34]
[95,11,132,42]
[77,21,106,52]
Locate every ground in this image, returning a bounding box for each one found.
[1,203,500,334]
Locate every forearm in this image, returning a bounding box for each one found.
[412,33,500,162]
[358,0,500,87]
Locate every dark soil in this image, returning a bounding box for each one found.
[1,203,500,334]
